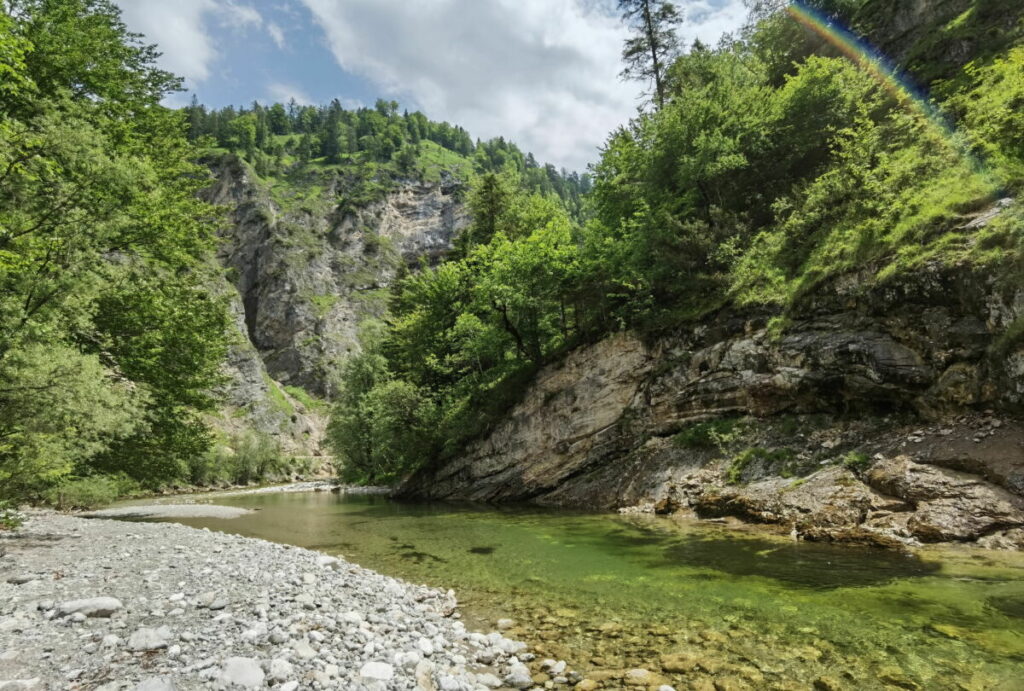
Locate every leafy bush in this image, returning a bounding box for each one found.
[673,418,743,450]
[842,451,873,472]
[0,501,23,530]
[44,474,140,511]
[222,432,288,486]
[726,447,797,485]
[284,386,329,413]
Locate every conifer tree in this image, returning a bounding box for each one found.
[618,0,683,108]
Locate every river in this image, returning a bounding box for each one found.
[146,490,1024,690]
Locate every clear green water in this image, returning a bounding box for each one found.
[155,492,1024,690]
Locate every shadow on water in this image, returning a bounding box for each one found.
[392,543,446,564]
[656,534,940,589]
[989,595,1024,619]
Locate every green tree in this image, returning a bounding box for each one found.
[0,0,230,496]
[618,0,683,108]
[228,113,258,155]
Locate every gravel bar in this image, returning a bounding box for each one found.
[0,512,539,690]
[79,506,254,520]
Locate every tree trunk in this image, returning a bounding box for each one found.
[641,0,665,108]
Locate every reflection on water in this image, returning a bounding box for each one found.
[150,492,1024,690]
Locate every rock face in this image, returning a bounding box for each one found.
[407,333,650,503]
[403,259,1024,549]
[205,157,466,396]
[201,156,467,454]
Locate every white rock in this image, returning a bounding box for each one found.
[415,660,436,689]
[132,677,176,691]
[317,556,341,569]
[57,597,123,618]
[279,683,298,691]
[128,627,170,652]
[218,657,265,689]
[504,662,533,689]
[359,661,394,682]
[291,639,316,660]
[417,637,435,657]
[0,681,41,691]
[396,650,422,671]
[267,658,294,683]
[477,673,502,688]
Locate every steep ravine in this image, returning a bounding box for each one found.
[402,226,1024,550]
[202,155,467,457]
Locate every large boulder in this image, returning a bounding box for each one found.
[866,456,1024,542]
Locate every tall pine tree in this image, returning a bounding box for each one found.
[618,0,683,108]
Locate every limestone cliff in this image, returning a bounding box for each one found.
[202,155,467,456]
[401,215,1024,549]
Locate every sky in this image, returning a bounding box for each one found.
[115,0,749,171]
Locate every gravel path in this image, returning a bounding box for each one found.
[0,512,540,690]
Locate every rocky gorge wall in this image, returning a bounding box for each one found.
[402,242,1024,549]
[201,156,467,458]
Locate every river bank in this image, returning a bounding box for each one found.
[121,490,1024,691]
[0,511,567,691]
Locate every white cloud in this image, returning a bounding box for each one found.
[222,1,263,29]
[118,0,218,85]
[268,82,311,104]
[267,22,287,49]
[300,0,747,170]
[681,0,750,47]
[116,1,265,88]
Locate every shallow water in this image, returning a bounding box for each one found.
[151,492,1024,690]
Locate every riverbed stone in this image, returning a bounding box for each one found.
[267,658,294,683]
[624,668,668,687]
[477,672,502,688]
[218,657,264,688]
[504,662,533,689]
[56,597,122,618]
[359,661,394,681]
[208,597,229,611]
[661,651,699,673]
[0,682,41,691]
[0,512,538,691]
[128,627,170,652]
[290,638,316,660]
[132,677,176,691]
